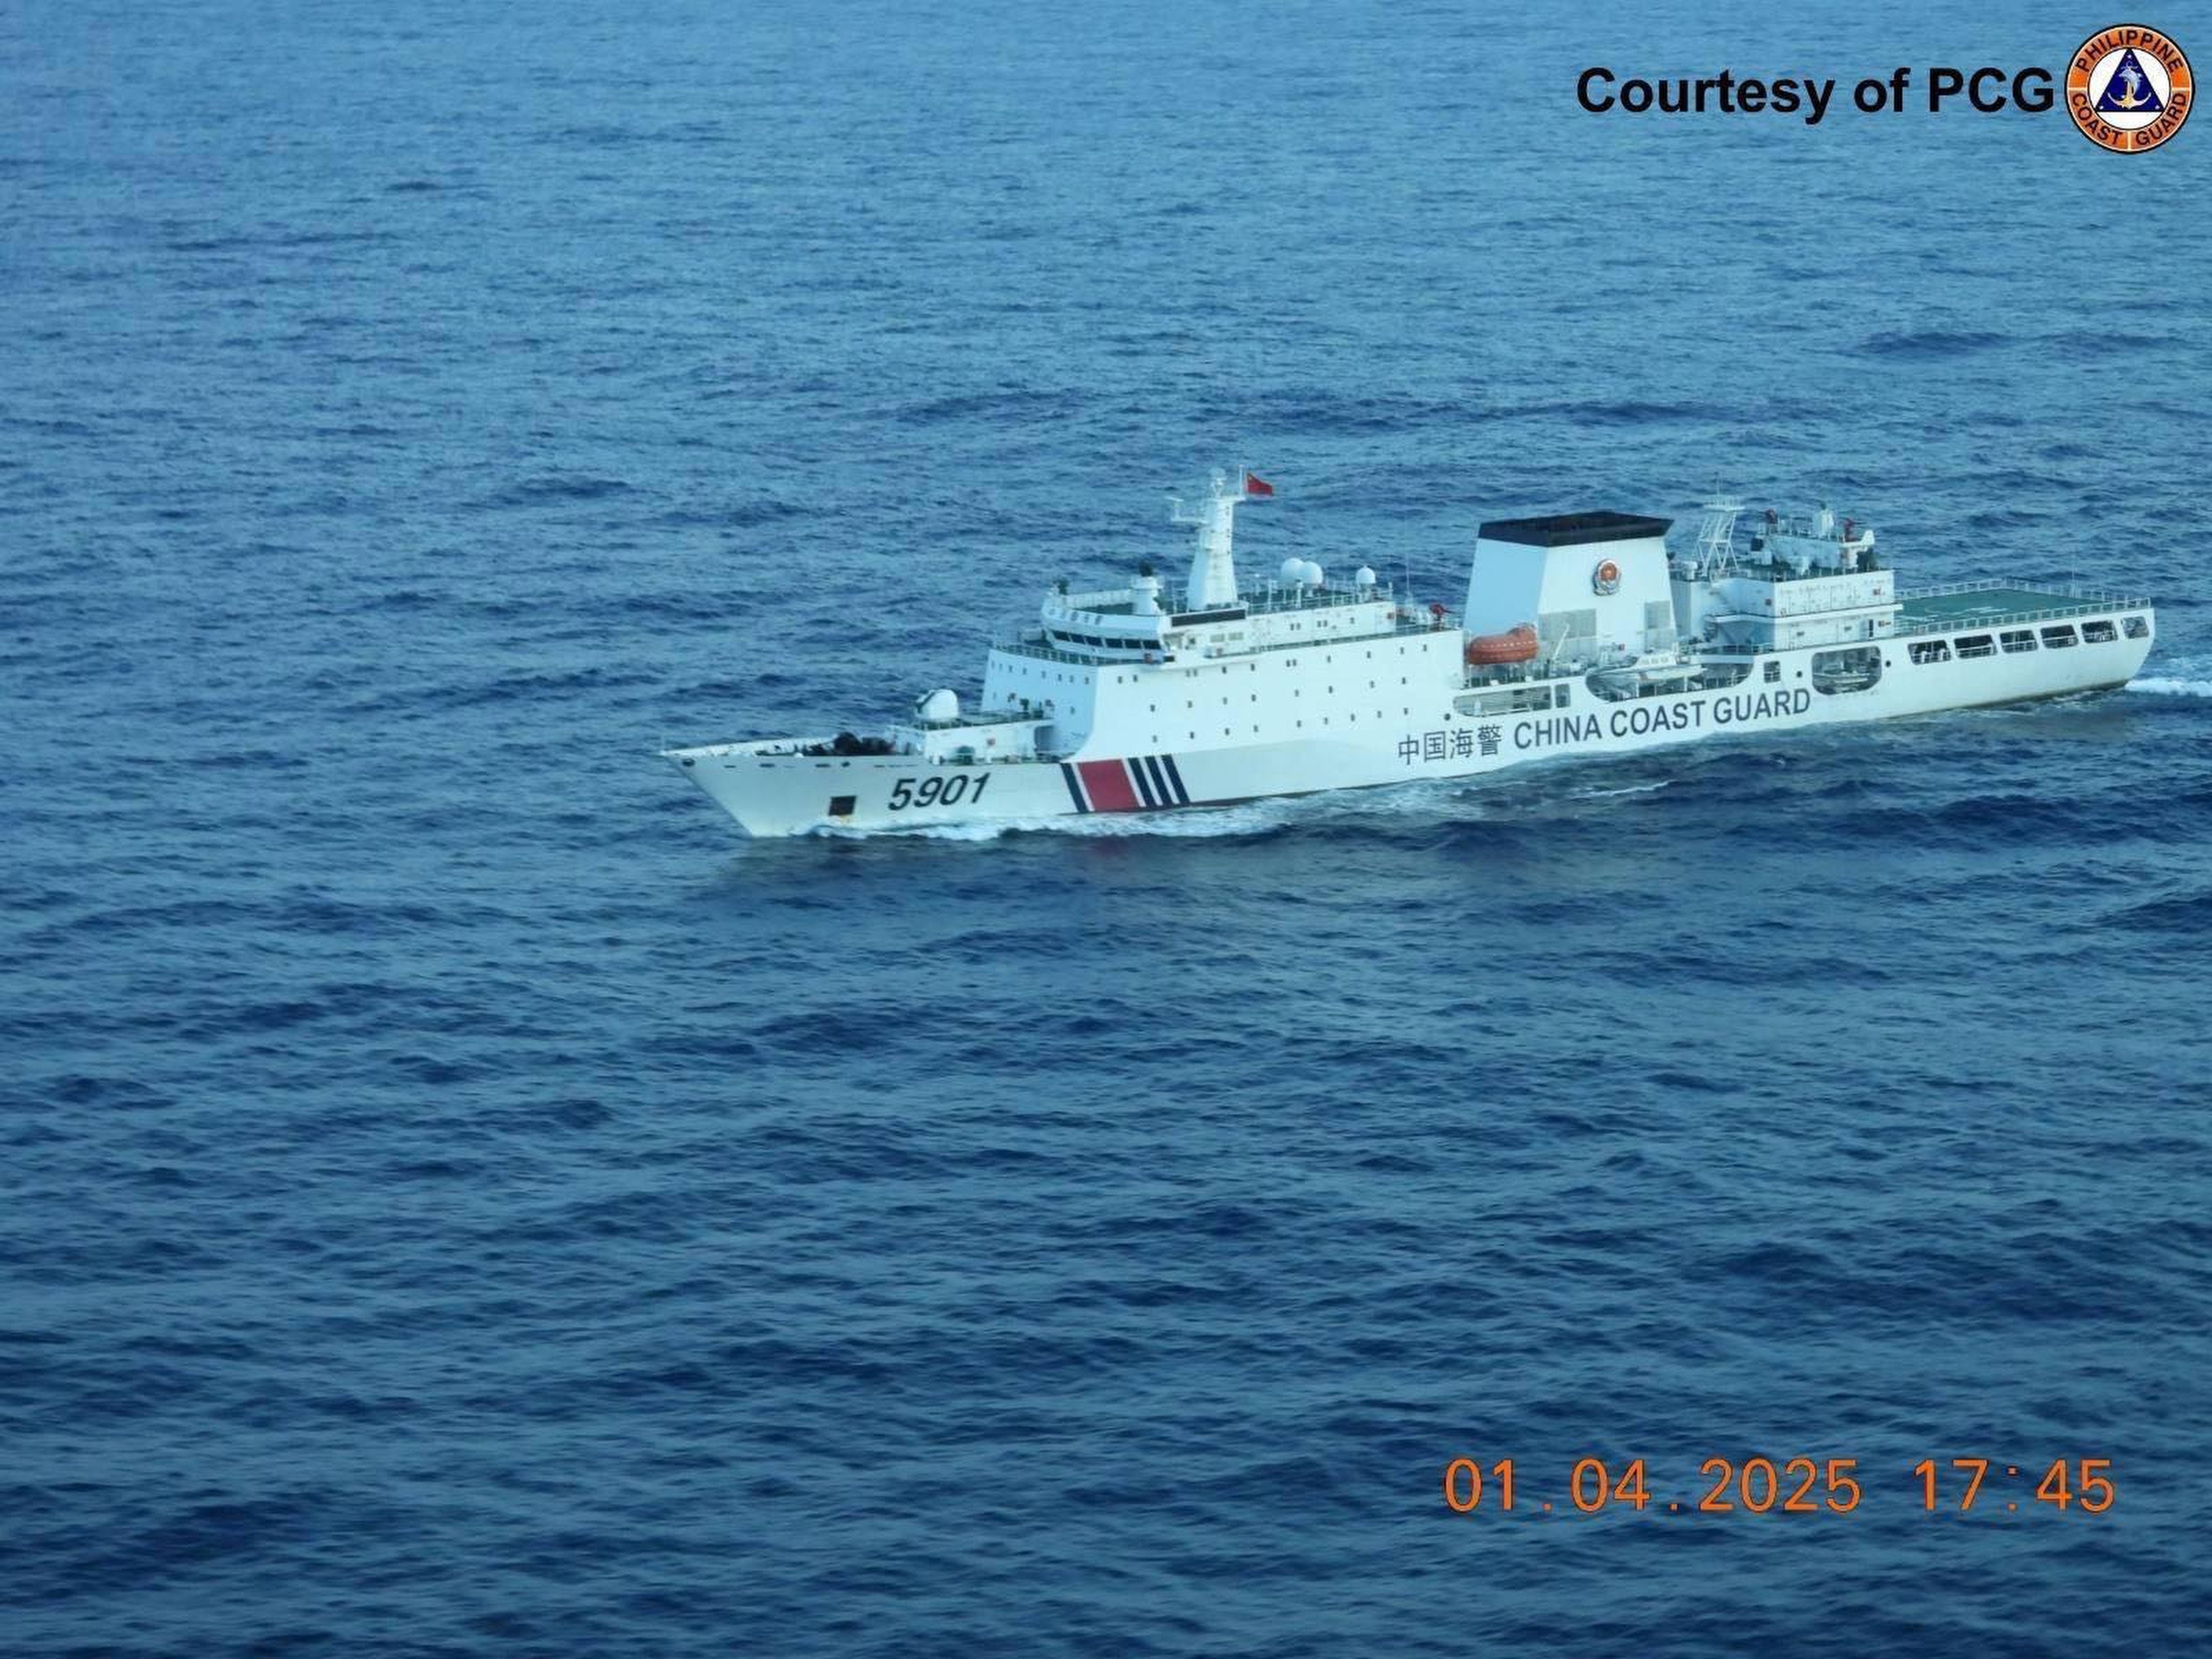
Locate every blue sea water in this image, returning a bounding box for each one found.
[6,0,2212,1653]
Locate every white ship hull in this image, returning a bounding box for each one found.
[670,617,2152,838]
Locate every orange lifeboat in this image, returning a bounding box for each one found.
[1464,622,1539,666]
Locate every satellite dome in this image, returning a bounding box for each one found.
[916,688,960,724]
[1302,560,1326,588]
[1355,565,1377,588]
[1279,557,1305,585]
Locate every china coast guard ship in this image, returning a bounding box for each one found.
[666,471,2154,835]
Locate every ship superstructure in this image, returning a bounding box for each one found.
[666,470,2154,836]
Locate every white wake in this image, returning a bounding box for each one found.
[2128,675,2212,699]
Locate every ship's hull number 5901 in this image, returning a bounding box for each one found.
[888,774,990,811]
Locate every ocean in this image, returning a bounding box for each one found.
[5,1,2210,1653]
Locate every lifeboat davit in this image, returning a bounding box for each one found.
[1464,622,1539,666]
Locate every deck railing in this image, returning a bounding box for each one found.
[1893,584,2148,637]
[993,613,1441,666]
[1899,578,2144,605]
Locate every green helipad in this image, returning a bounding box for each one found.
[1898,586,2124,631]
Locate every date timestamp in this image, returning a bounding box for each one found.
[1442,1456,2116,1516]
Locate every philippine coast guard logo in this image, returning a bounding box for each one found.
[2068,26,2191,152]
[1591,557,1622,596]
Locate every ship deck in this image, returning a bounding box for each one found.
[1895,582,2146,636]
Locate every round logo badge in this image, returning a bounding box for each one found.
[1592,558,1622,596]
[2068,26,2191,153]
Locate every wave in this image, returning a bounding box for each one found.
[1486,396,1730,428]
[893,388,1078,426]
[651,498,804,529]
[481,475,632,508]
[1854,328,2009,358]
[1266,391,1468,435]
[2112,891,2212,933]
[2128,676,2212,698]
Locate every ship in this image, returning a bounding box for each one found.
[664,470,2155,837]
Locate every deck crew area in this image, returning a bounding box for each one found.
[1897,581,2149,635]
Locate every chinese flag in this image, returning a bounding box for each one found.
[1243,471,1275,497]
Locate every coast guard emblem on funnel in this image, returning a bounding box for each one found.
[2068,27,2192,152]
[1591,557,1623,596]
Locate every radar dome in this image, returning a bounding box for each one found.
[1355,565,1377,589]
[1301,560,1326,588]
[1278,557,1305,585]
[916,688,960,724]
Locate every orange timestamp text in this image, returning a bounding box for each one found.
[1442,1456,2116,1516]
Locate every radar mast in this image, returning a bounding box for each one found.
[1171,469,1269,610]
